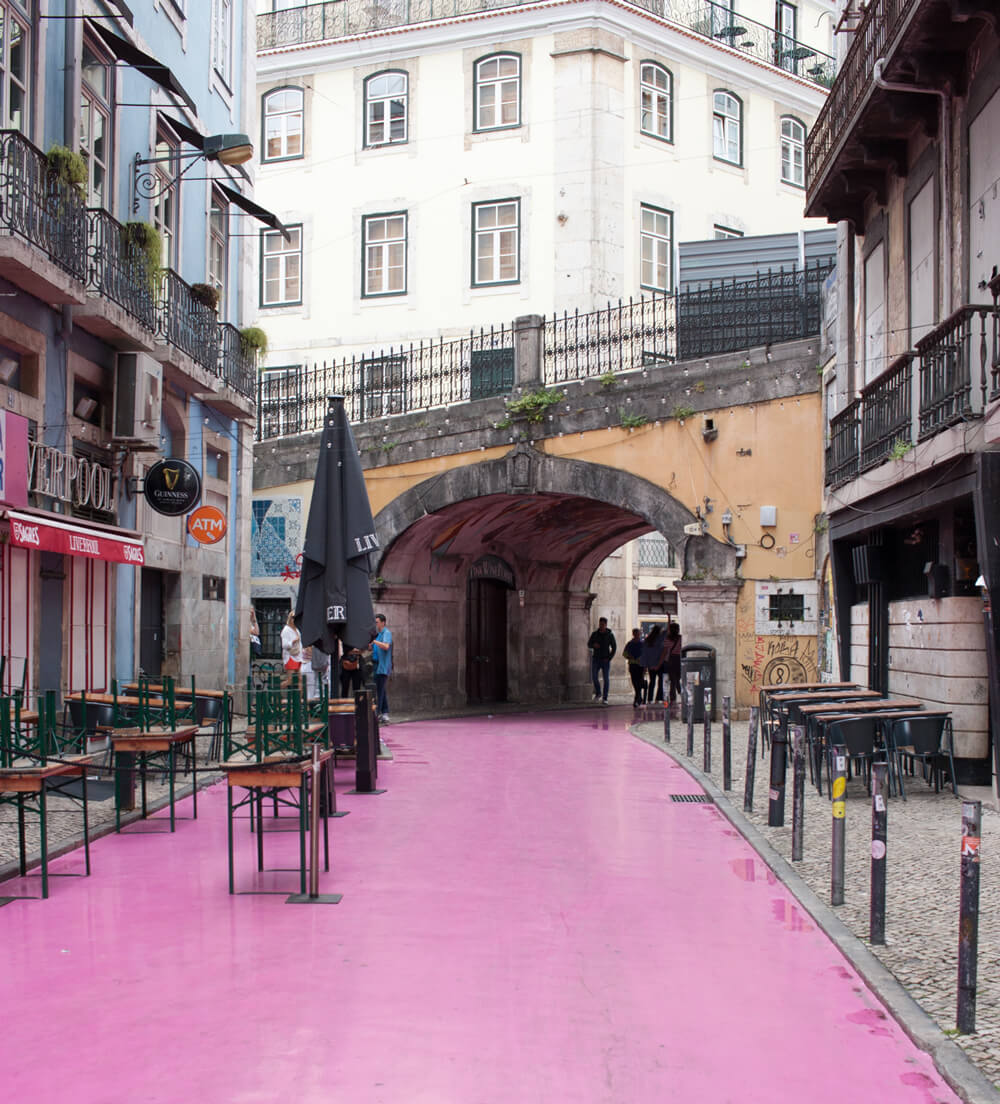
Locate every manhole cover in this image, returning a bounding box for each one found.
[670,793,714,803]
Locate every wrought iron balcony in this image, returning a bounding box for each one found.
[85,208,158,334]
[916,305,997,439]
[0,129,86,283]
[218,322,257,399]
[258,0,835,87]
[859,352,911,472]
[826,399,860,488]
[157,269,220,375]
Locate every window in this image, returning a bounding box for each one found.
[256,598,290,659]
[261,225,302,307]
[472,200,519,285]
[639,204,672,293]
[212,0,233,88]
[639,62,672,142]
[714,224,743,239]
[638,589,678,617]
[364,71,407,147]
[474,54,520,131]
[151,130,178,269]
[0,1,29,132]
[780,117,805,187]
[637,533,677,569]
[713,91,742,165]
[208,189,229,316]
[768,592,804,622]
[362,212,407,297]
[360,353,407,417]
[775,1,798,70]
[262,88,303,162]
[80,37,112,208]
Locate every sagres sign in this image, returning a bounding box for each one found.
[144,458,201,517]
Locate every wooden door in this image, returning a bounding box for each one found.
[466,578,508,704]
[139,568,164,677]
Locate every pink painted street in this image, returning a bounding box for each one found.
[3,709,959,1104]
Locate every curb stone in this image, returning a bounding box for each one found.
[632,722,999,1104]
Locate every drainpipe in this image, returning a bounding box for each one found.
[872,59,952,316]
[64,0,80,149]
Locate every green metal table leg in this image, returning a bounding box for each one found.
[256,790,264,871]
[191,733,198,819]
[168,745,175,832]
[227,784,235,894]
[82,772,91,876]
[299,780,307,895]
[17,794,26,874]
[39,784,48,900]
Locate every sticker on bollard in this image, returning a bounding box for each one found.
[962,836,981,860]
[832,777,846,799]
[871,840,886,860]
[832,801,846,819]
[769,788,779,800]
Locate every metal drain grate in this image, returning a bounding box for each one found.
[670,793,714,804]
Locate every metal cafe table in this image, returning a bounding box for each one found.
[109,724,200,832]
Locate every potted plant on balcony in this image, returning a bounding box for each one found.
[121,221,162,294]
[190,282,220,312]
[239,326,269,364]
[45,145,87,197]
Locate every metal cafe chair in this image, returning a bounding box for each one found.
[886,714,956,798]
[823,716,883,798]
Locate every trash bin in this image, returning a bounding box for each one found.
[680,643,716,723]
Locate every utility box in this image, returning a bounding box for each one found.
[113,352,162,446]
[680,643,717,723]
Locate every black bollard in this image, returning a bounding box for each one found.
[957,800,982,1034]
[685,674,696,756]
[830,745,847,906]
[722,696,732,791]
[352,690,385,795]
[767,726,787,827]
[663,701,670,743]
[869,761,889,945]
[744,706,758,813]
[703,687,713,773]
[791,726,805,861]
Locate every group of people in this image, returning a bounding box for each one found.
[259,608,395,723]
[587,617,682,707]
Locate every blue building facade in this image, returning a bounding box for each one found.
[0,0,268,695]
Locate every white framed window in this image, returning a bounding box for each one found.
[362,212,407,297]
[364,71,408,147]
[0,1,29,133]
[472,199,519,285]
[640,204,672,293]
[261,225,302,307]
[775,1,798,70]
[474,54,520,131]
[639,62,672,142]
[212,0,233,88]
[80,36,112,208]
[714,224,743,239]
[151,130,178,269]
[208,188,229,317]
[780,117,805,187]
[712,90,742,166]
[263,88,303,162]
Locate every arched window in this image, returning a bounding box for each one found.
[639,62,672,142]
[474,54,521,131]
[780,116,806,187]
[262,87,303,162]
[364,70,408,147]
[712,90,742,166]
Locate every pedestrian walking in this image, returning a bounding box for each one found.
[309,643,331,699]
[640,624,664,703]
[587,616,617,704]
[339,646,364,699]
[663,621,682,706]
[280,611,303,689]
[373,613,393,722]
[623,627,646,707]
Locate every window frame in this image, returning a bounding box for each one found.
[779,115,806,188]
[639,202,673,294]
[473,52,521,133]
[261,86,304,163]
[361,211,408,298]
[208,187,229,318]
[712,89,743,167]
[212,0,233,91]
[260,224,303,308]
[775,1,798,71]
[713,224,743,239]
[471,198,521,287]
[363,69,409,148]
[80,33,113,210]
[639,61,673,144]
[151,127,178,270]
[0,1,30,134]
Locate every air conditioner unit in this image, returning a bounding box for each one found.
[113,353,162,446]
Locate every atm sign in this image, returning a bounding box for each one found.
[187,505,227,545]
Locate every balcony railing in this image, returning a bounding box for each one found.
[218,322,257,398]
[0,129,86,282]
[826,399,860,487]
[157,269,220,375]
[258,0,835,86]
[990,269,1000,402]
[257,323,515,440]
[805,0,912,194]
[85,208,158,333]
[917,305,996,439]
[859,352,911,471]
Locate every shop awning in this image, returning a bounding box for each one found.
[5,510,145,566]
[88,20,196,112]
[217,183,291,240]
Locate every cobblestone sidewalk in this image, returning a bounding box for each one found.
[634,709,1000,1092]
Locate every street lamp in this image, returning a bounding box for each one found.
[132,133,254,212]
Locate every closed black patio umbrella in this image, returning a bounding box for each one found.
[295,396,379,655]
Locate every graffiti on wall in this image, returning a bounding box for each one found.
[739,634,819,696]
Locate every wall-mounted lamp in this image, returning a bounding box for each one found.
[132,133,254,213]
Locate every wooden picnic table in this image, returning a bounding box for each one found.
[66,692,151,708]
[109,725,200,832]
[761,681,856,692]
[124,683,225,699]
[221,748,334,895]
[0,754,94,898]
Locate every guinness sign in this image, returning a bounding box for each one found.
[144,458,201,517]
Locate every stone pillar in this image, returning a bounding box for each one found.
[514,314,544,389]
[673,580,743,710]
[566,589,596,702]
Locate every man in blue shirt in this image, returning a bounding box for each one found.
[372,613,393,722]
